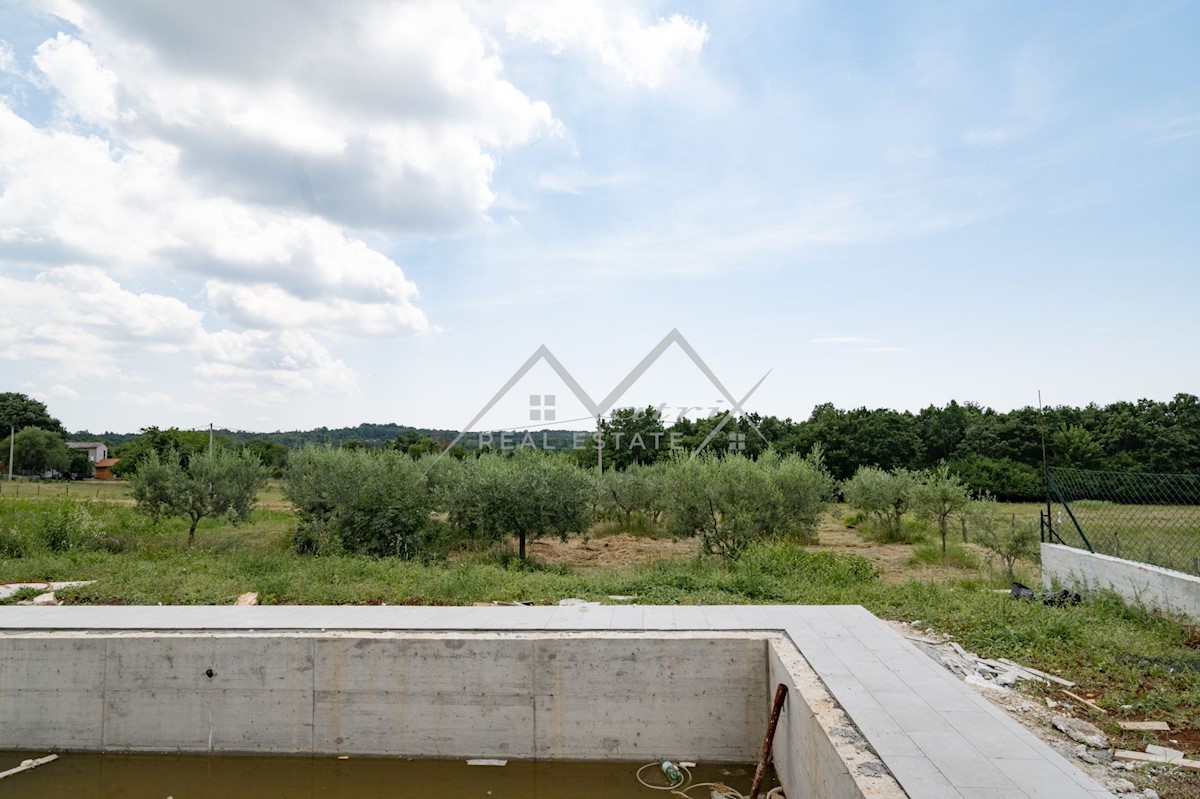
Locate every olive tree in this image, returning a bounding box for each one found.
[665,449,835,559]
[842,466,919,543]
[596,463,667,530]
[132,448,267,547]
[911,464,971,553]
[442,451,592,559]
[285,446,434,558]
[664,454,778,560]
[762,447,837,541]
[969,498,1039,578]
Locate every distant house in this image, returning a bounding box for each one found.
[94,458,120,480]
[67,442,109,463]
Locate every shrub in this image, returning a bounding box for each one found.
[285,447,434,558]
[911,465,971,553]
[970,498,1040,577]
[663,449,836,560]
[842,466,919,543]
[132,448,267,547]
[0,525,36,558]
[762,447,837,542]
[739,539,877,585]
[441,450,593,559]
[595,463,667,531]
[664,454,778,560]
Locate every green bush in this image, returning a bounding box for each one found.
[739,539,877,585]
[595,463,667,532]
[41,501,93,552]
[842,466,919,543]
[970,498,1040,577]
[441,450,593,558]
[285,447,434,558]
[911,464,971,552]
[0,524,36,558]
[762,447,837,542]
[663,449,835,559]
[664,454,778,559]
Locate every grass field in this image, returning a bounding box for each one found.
[1,490,1198,795]
[0,478,291,505]
[1050,500,1200,575]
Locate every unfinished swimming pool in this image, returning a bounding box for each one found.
[0,604,1113,798]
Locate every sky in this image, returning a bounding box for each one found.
[0,0,1197,436]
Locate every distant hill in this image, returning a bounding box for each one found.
[70,423,589,451]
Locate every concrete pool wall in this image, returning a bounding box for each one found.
[0,604,1112,798]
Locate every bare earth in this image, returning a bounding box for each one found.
[527,534,693,567]
[527,515,1012,585]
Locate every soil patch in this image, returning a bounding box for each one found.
[527,534,694,568]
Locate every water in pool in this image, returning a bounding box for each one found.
[0,752,780,799]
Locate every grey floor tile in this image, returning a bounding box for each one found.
[882,755,965,799]
[909,731,1019,790]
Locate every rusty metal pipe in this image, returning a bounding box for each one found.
[748,683,788,799]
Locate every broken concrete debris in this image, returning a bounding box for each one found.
[1114,748,1200,771]
[1117,721,1171,732]
[1052,715,1109,749]
[904,630,1064,690]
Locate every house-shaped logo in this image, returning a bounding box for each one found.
[438,328,771,460]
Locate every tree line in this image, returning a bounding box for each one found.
[5,392,1200,501]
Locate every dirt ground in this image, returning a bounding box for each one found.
[526,533,693,567]
[527,514,1024,585]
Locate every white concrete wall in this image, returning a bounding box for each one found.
[65,443,107,462]
[1042,542,1200,619]
[0,631,768,760]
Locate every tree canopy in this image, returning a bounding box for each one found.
[0,393,65,436]
[131,448,267,546]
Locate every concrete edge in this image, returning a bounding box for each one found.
[1042,542,1200,620]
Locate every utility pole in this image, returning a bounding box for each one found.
[209,422,214,456]
[7,425,13,481]
[1038,390,1051,529]
[596,414,603,477]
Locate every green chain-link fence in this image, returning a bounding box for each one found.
[1045,466,1200,575]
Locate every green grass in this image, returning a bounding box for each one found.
[909,542,981,570]
[0,479,134,501]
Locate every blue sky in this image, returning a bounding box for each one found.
[0,1,1197,435]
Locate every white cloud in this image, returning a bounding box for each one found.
[194,329,359,404]
[850,347,910,354]
[0,102,430,338]
[0,40,15,73]
[114,390,213,416]
[0,1,713,418]
[45,384,80,400]
[500,1,708,88]
[34,1,561,230]
[0,266,203,380]
[33,33,120,124]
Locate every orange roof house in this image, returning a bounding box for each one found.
[94,458,120,481]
